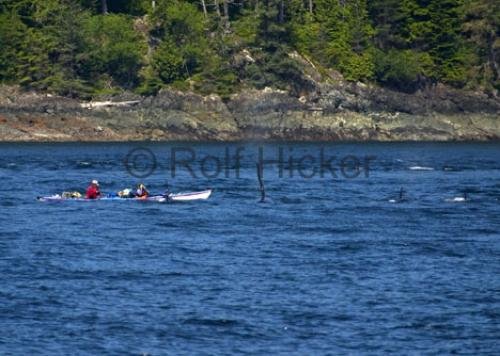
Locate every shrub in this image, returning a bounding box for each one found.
[374,49,434,91]
[82,14,145,88]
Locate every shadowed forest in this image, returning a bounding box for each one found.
[0,0,498,98]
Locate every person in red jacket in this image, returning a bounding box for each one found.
[85,179,101,199]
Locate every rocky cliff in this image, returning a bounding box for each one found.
[0,79,499,141]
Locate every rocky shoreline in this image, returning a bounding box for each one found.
[0,82,498,142]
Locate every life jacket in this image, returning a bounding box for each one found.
[136,187,149,198]
[86,185,100,199]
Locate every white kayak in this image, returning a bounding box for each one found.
[37,190,212,203]
[168,190,212,201]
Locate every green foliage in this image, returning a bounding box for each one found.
[241,48,310,95]
[82,14,145,88]
[150,1,205,44]
[291,14,321,55]
[0,0,497,96]
[192,65,238,98]
[4,0,94,96]
[256,0,290,51]
[152,39,186,83]
[368,0,411,49]
[291,0,375,82]
[136,66,163,95]
[462,0,500,91]
[233,8,260,44]
[233,0,312,94]
[146,1,208,90]
[374,49,434,91]
[368,0,476,89]
[0,12,27,81]
[78,0,150,15]
[426,0,468,84]
[338,51,375,82]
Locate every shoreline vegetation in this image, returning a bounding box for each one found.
[0,0,499,141]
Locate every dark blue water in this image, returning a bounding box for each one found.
[1,142,499,354]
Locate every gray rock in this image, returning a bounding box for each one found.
[0,83,498,142]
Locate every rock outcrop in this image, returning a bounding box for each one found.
[0,81,498,142]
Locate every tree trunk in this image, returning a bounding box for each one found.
[223,0,229,19]
[200,0,208,17]
[488,34,499,81]
[222,0,231,31]
[152,1,156,10]
[278,0,284,23]
[308,0,313,14]
[101,0,108,14]
[214,0,221,17]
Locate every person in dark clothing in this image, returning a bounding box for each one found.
[135,183,149,198]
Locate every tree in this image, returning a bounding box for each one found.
[147,1,208,88]
[200,0,208,17]
[152,39,186,83]
[214,0,221,17]
[368,0,410,49]
[374,49,434,91]
[0,13,27,82]
[425,0,469,85]
[462,0,500,90]
[82,14,146,88]
[257,0,289,50]
[0,0,497,95]
[291,0,374,81]
[101,0,108,14]
[7,0,93,95]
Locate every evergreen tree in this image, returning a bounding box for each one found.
[369,0,411,49]
[292,0,374,81]
[427,0,469,85]
[462,0,500,91]
[82,14,146,89]
[11,1,91,95]
[0,0,496,95]
[0,12,27,82]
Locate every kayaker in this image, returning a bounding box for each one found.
[135,183,149,198]
[85,179,101,199]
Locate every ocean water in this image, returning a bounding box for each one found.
[0,142,499,354]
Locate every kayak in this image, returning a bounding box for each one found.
[37,195,167,203]
[37,189,212,203]
[168,190,212,201]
